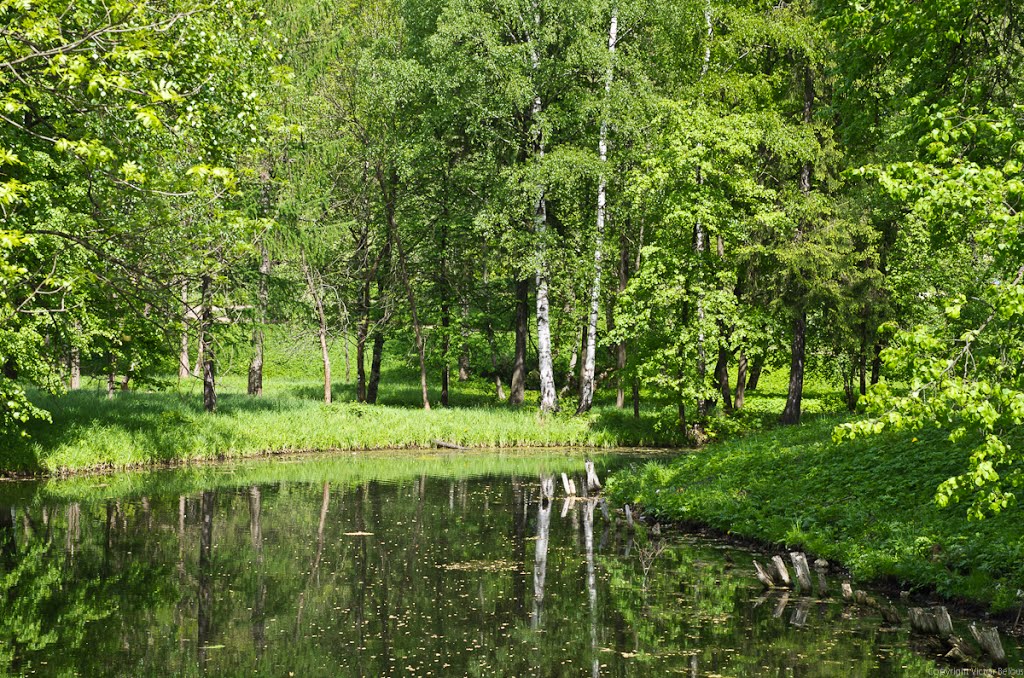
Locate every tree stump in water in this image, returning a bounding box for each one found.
[771,555,791,588]
[624,504,634,528]
[753,560,775,589]
[584,460,601,491]
[970,623,1007,667]
[841,581,853,600]
[813,558,829,596]
[789,552,813,591]
[561,473,576,496]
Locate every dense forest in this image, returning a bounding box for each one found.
[1,0,1022,516]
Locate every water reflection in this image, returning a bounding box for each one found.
[0,459,1013,676]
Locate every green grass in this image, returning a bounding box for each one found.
[606,413,1024,612]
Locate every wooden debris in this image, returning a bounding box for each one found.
[771,555,791,588]
[585,460,602,491]
[933,606,954,638]
[969,623,1007,667]
[813,559,829,597]
[789,552,813,591]
[753,560,776,589]
[909,607,939,635]
[624,504,634,528]
[561,473,577,496]
[432,439,466,450]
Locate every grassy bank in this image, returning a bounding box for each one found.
[606,416,1024,613]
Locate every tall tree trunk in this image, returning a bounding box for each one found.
[734,351,747,410]
[248,243,270,396]
[694,170,710,418]
[577,8,618,415]
[201,274,216,412]
[301,252,332,404]
[509,278,529,405]
[179,280,191,381]
[381,171,429,410]
[780,311,807,425]
[441,298,450,407]
[781,65,814,425]
[440,222,451,407]
[458,298,470,381]
[530,6,558,414]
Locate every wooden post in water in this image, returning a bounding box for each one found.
[561,473,576,496]
[624,504,634,529]
[771,555,791,588]
[753,560,775,589]
[813,558,829,596]
[585,460,602,491]
[789,552,813,591]
[970,624,1007,667]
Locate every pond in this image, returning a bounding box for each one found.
[0,451,1017,676]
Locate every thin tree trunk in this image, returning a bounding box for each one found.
[632,378,640,418]
[382,171,429,410]
[357,284,369,402]
[368,333,384,404]
[458,298,470,381]
[577,9,618,415]
[615,233,629,408]
[106,363,116,399]
[781,66,814,426]
[734,351,747,410]
[249,243,270,396]
[485,322,507,401]
[695,169,709,418]
[747,355,764,390]
[69,321,81,390]
[780,311,807,425]
[871,342,882,385]
[715,345,732,411]
[509,278,529,405]
[301,253,332,404]
[179,280,191,381]
[441,298,450,407]
[201,274,216,412]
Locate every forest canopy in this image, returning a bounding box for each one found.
[1,0,1021,517]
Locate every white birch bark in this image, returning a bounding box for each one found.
[577,8,618,414]
[530,2,558,413]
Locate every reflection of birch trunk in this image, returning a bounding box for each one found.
[248,487,266,657]
[297,483,331,638]
[532,476,553,630]
[198,491,215,668]
[584,501,600,678]
[65,503,79,565]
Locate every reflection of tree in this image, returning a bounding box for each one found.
[197,490,215,670]
[532,476,553,631]
[249,486,266,659]
[584,500,599,678]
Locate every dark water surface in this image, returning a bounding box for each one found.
[0,452,1016,676]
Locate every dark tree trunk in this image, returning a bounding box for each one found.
[248,243,270,396]
[714,345,732,412]
[632,378,640,419]
[747,355,764,390]
[871,342,882,385]
[368,333,384,404]
[734,351,747,410]
[780,311,806,425]
[356,288,369,403]
[201,274,216,413]
[458,298,470,382]
[509,278,529,405]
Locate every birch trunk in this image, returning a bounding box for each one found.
[577,8,618,414]
[530,8,558,414]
